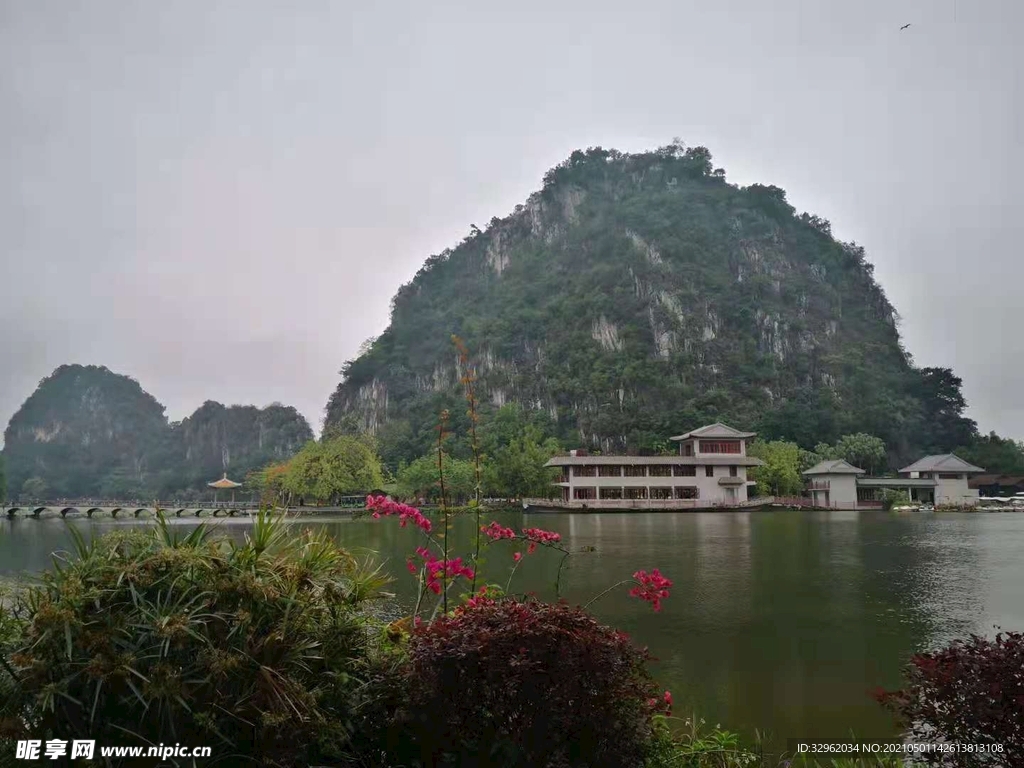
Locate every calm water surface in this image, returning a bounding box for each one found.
[2,509,1022,750]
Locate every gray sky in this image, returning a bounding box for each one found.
[2,0,1021,442]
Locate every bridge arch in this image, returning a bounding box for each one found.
[86,508,102,518]
[32,507,47,517]
[175,508,187,517]
[59,507,80,518]
[110,507,122,518]
[133,508,149,518]
[6,507,20,518]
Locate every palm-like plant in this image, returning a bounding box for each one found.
[0,511,391,767]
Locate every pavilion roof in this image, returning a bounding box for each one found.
[208,473,242,489]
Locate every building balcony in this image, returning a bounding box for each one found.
[718,476,745,486]
[807,481,830,490]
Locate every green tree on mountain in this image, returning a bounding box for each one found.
[955,432,1024,475]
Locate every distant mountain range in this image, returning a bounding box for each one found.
[2,364,312,498]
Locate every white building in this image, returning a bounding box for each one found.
[803,453,985,509]
[543,423,763,509]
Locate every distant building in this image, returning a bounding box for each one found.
[803,453,985,509]
[544,423,763,509]
[969,474,1024,497]
[803,459,864,508]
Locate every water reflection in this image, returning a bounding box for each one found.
[2,510,1022,752]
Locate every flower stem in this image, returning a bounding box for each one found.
[583,579,633,611]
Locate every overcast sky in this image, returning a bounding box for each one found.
[1,0,1021,444]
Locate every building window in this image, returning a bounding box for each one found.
[674,465,696,477]
[649,465,672,477]
[683,442,694,457]
[574,465,596,477]
[624,487,648,500]
[623,465,647,477]
[675,487,699,499]
[650,487,672,499]
[729,465,738,477]
[573,487,596,500]
[919,472,932,479]
[705,466,715,478]
[599,487,623,500]
[598,465,622,477]
[938,473,961,479]
[699,440,741,454]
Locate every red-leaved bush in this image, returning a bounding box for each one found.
[873,631,1024,767]
[390,598,667,768]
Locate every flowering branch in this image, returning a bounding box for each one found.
[366,496,672,618]
[452,335,484,593]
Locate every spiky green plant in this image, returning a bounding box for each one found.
[0,511,391,767]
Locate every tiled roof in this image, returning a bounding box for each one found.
[544,455,763,467]
[669,422,757,441]
[802,459,865,476]
[899,454,985,474]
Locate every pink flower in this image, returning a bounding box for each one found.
[406,559,418,575]
[629,568,673,612]
[513,551,523,562]
[481,521,516,540]
[523,527,561,545]
[366,495,433,533]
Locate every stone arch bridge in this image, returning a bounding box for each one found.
[4,499,261,519]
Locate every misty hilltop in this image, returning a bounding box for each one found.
[326,143,976,465]
[2,364,312,498]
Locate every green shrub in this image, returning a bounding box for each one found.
[0,514,391,767]
[387,597,663,768]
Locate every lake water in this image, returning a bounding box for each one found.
[2,509,1022,752]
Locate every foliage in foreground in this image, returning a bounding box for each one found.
[874,631,1024,767]
[384,597,669,768]
[0,514,390,767]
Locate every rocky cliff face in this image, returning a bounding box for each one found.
[169,401,313,489]
[2,365,312,497]
[326,143,942,463]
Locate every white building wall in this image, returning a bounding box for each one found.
[829,475,859,507]
[934,475,979,506]
[562,463,750,505]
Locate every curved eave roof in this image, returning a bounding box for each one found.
[669,422,757,441]
[899,454,985,474]
[803,459,866,476]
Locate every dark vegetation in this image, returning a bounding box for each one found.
[325,142,1010,471]
[875,631,1024,767]
[389,599,662,768]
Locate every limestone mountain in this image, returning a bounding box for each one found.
[167,400,313,491]
[326,143,976,466]
[2,364,313,498]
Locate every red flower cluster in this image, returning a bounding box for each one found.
[481,521,515,541]
[463,586,500,609]
[629,569,673,612]
[366,495,432,533]
[408,546,475,594]
[647,690,673,715]
[523,527,561,554]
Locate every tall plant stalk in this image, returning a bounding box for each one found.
[452,335,483,592]
[436,408,450,614]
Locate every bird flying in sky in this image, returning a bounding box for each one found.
[900,23,912,30]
